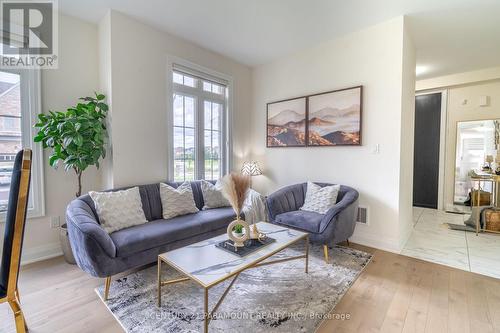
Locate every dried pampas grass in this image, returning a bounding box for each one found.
[221,173,250,218]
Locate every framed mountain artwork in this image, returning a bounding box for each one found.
[307,86,362,146]
[267,97,307,147]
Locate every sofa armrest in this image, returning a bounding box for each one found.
[266,183,305,222]
[66,199,116,276]
[319,189,359,233]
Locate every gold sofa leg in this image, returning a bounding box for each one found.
[323,245,329,263]
[104,276,111,301]
[8,297,27,333]
[346,239,350,246]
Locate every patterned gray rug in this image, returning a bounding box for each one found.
[96,244,372,333]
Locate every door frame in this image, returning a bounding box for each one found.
[415,89,448,211]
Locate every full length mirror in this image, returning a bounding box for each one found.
[454,119,500,205]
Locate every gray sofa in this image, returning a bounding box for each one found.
[266,182,359,262]
[66,181,237,300]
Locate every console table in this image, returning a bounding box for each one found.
[471,173,500,235]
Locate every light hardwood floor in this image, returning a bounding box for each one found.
[1,243,499,333]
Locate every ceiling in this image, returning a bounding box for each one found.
[59,0,500,79]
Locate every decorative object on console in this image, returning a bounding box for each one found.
[267,97,307,147]
[159,182,199,219]
[307,86,362,146]
[34,92,108,197]
[485,155,494,172]
[241,161,262,176]
[496,153,500,175]
[221,173,252,247]
[484,208,500,232]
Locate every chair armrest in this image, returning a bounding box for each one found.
[319,189,359,233]
[66,199,116,275]
[266,184,305,222]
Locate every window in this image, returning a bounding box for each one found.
[171,67,228,181]
[0,67,44,218]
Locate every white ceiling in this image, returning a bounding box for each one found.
[59,0,500,79]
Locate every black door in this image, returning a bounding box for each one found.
[413,93,441,209]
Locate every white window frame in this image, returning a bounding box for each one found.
[166,56,233,181]
[0,66,45,220]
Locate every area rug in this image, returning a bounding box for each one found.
[96,243,372,333]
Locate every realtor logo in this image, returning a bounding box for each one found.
[1,0,58,69]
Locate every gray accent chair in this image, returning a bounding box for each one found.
[66,181,237,301]
[266,183,359,262]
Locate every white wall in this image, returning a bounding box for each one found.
[98,11,113,189]
[99,11,253,187]
[416,66,500,91]
[398,22,416,249]
[0,15,101,264]
[416,68,500,209]
[250,16,415,252]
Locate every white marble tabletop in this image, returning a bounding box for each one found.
[159,222,308,288]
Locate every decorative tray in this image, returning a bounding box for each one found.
[215,237,276,257]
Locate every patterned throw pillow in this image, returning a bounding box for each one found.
[160,182,199,219]
[89,187,148,234]
[300,182,340,214]
[201,180,230,209]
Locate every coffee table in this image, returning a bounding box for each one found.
[157,222,309,332]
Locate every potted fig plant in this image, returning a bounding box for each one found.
[34,92,108,264]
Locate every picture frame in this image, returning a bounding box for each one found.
[307,86,362,146]
[266,96,307,147]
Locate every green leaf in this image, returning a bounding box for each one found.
[97,102,108,112]
[63,137,73,147]
[96,93,105,100]
[33,134,44,142]
[49,155,60,167]
[73,134,83,146]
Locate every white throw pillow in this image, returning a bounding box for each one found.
[160,182,199,219]
[300,182,340,214]
[89,187,147,234]
[201,180,230,209]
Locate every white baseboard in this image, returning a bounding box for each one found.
[349,231,401,254]
[21,242,62,265]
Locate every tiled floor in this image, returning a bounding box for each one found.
[402,207,500,279]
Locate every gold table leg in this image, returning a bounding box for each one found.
[157,258,162,307]
[104,276,111,301]
[476,180,481,236]
[323,244,329,263]
[204,288,209,333]
[305,235,309,273]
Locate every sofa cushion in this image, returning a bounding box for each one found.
[89,187,148,233]
[110,207,237,257]
[201,180,230,209]
[275,210,324,233]
[300,182,340,214]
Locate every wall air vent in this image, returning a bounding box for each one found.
[357,206,368,224]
